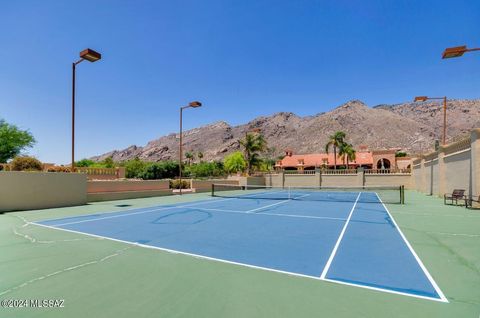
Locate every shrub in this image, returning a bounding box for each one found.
[11,156,43,171]
[169,179,190,189]
[186,161,225,178]
[47,166,71,173]
[223,152,246,174]
[124,158,147,178]
[140,161,179,180]
[76,159,95,167]
[103,157,115,168]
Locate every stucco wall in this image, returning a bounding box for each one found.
[0,172,87,212]
[412,129,480,198]
[412,164,421,190]
[284,175,318,187]
[364,174,413,189]
[321,175,359,187]
[265,174,283,187]
[443,150,471,195]
[192,179,239,193]
[264,171,411,189]
[238,177,266,187]
[88,180,170,193]
[87,190,171,202]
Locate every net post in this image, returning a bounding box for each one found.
[400,185,405,204]
[211,183,215,197]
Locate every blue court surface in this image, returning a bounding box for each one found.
[33,189,447,302]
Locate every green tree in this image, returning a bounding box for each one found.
[0,119,36,163]
[197,151,204,162]
[261,146,277,172]
[185,151,194,165]
[124,158,147,178]
[76,159,95,167]
[103,157,115,168]
[325,131,346,170]
[239,132,267,175]
[186,161,224,178]
[141,161,179,180]
[223,151,246,174]
[339,143,356,169]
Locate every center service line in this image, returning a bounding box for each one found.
[319,192,361,279]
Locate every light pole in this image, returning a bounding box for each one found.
[442,45,480,59]
[179,101,202,195]
[414,96,448,145]
[72,48,101,172]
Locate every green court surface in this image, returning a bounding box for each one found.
[1,191,479,318]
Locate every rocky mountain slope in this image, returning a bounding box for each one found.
[92,99,480,162]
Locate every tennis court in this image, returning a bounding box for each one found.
[32,185,446,302]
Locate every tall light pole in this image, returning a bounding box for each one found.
[179,101,202,195]
[72,48,101,172]
[414,96,448,145]
[442,45,480,59]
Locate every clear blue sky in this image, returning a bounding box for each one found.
[1,0,479,163]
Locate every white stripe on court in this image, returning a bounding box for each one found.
[49,198,238,227]
[320,192,361,279]
[44,190,297,227]
[44,187,292,227]
[183,206,346,222]
[29,221,447,302]
[375,193,449,303]
[246,193,311,213]
[246,199,291,213]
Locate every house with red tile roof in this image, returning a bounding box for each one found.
[275,145,411,171]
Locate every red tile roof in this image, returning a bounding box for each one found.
[277,151,373,167]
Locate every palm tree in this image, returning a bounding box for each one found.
[240,132,267,175]
[340,143,356,169]
[325,131,346,169]
[338,143,347,167]
[197,151,204,162]
[185,151,194,166]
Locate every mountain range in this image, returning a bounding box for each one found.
[92,99,480,162]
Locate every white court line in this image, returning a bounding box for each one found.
[42,188,292,227]
[29,221,446,302]
[375,193,449,303]
[246,193,311,213]
[320,193,361,279]
[44,190,299,227]
[246,199,291,213]
[184,206,346,222]
[49,198,238,227]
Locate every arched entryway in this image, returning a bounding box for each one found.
[376,158,391,169]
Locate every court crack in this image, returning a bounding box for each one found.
[406,226,480,276]
[2,215,131,297]
[12,215,101,244]
[0,246,131,297]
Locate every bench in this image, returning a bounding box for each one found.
[444,189,465,205]
[465,195,480,209]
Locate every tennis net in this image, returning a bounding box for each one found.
[211,184,405,204]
